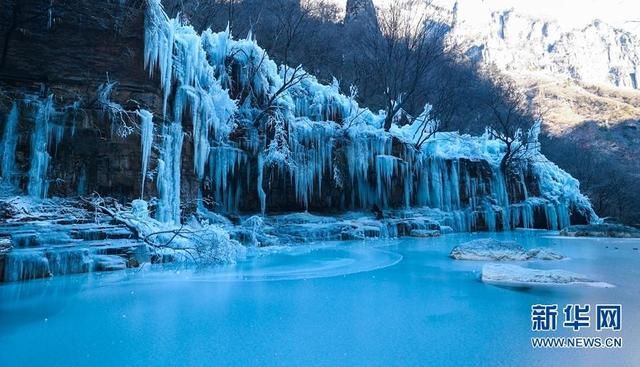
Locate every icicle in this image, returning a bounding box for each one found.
[48,0,53,29]
[286,119,336,208]
[1,103,19,183]
[484,203,497,232]
[257,153,266,215]
[27,96,54,199]
[375,155,398,208]
[156,122,184,224]
[345,129,391,208]
[557,202,570,230]
[209,145,247,212]
[545,203,559,230]
[138,109,154,198]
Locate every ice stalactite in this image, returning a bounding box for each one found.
[138,109,154,198]
[208,146,247,212]
[257,153,266,215]
[27,96,55,199]
[287,119,337,209]
[375,155,400,208]
[145,0,237,222]
[144,1,176,118]
[1,103,19,183]
[156,122,184,224]
[345,128,392,208]
[491,168,510,230]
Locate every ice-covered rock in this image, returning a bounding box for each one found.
[450,239,564,261]
[481,264,614,288]
[46,248,93,275]
[3,250,51,282]
[524,248,565,261]
[92,255,127,272]
[1,237,13,253]
[409,229,440,238]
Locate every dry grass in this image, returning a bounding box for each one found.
[508,71,640,136]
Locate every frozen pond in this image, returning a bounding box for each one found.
[1,231,639,366]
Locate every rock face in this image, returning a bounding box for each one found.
[345,0,378,26]
[0,0,165,200]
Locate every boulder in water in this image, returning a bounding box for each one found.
[481,264,613,288]
[450,239,564,261]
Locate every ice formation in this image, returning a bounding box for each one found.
[481,264,614,288]
[0,0,596,237]
[138,0,596,231]
[450,239,564,261]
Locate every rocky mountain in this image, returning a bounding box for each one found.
[345,0,378,25]
[450,4,640,91]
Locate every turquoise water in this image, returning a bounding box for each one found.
[1,231,638,366]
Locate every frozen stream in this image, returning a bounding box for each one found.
[1,231,639,366]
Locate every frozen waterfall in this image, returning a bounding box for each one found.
[27,96,55,199]
[156,122,184,224]
[138,0,596,230]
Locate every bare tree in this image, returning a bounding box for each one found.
[481,68,540,172]
[356,0,450,131]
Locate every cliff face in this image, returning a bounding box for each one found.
[0,0,596,232]
[0,0,168,200]
[451,6,640,90]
